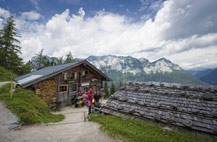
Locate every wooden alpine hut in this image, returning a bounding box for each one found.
[14,60,111,107]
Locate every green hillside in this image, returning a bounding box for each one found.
[0,84,64,125]
[106,69,206,86]
[199,68,217,85]
[0,66,17,81]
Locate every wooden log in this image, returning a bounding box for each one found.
[36,80,57,105]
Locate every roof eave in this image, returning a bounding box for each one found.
[20,60,86,88]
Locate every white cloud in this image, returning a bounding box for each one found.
[168,46,217,70]
[21,11,41,21]
[30,0,39,5]
[30,0,40,10]
[0,7,10,19]
[5,0,217,70]
[139,0,148,11]
[139,0,163,12]
[0,18,3,29]
[150,0,163,10]
[155,0,217,40]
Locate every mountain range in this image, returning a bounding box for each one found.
[188,68,217,85]
[29,54,207,86]
[86,55,205,86]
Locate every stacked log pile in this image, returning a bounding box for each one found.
[102,81,217,136]
[36,80,57,105]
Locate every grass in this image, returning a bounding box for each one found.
[0,84,64,125]
[0,66,17,81]
[88,114,213,142]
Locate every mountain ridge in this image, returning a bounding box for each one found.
[189,68,217,85]
[86,55,205,85]
[28,54,206,86]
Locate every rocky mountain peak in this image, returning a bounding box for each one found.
[139,58,149,63]
[87,55,182,75]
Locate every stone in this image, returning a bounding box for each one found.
[119,97,127,102]
[137,101,145,105]
[201,93,213,100]
[128,108,135,114]
[183,119,193,127]
[8,124,21,130]
[213,125,217,133]
[163,127,172,131]
[211,112,217,118]
[7,119,19,125]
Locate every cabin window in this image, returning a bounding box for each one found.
[72,84,77,91]
[68,72,77,80]
[82,70,89,77]
[68,72,73,79]
[59,85,68,93]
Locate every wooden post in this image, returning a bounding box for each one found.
[78,66,81,92]
[10,78,13,98]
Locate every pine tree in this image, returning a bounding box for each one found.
[110,81,116,95]
[42,56,51,67]
[104,81,109,98]
[65,51,75,64]
[0,30,4,63]
[0,16,22,72]
[51,57,58,66]
[57,56,63,65]
[18,62,32,75]
[35,49,44,69]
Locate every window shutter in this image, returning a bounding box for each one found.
[74,72,77,80]
[64,73,67,80]
[82,70,85,76]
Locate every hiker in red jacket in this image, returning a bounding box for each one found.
[88,88,93,115]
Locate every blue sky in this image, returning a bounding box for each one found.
[0,0,163,22]
[0,0,217,70]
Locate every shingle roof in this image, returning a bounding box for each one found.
[102,81,217,136]
[14,60,111,88]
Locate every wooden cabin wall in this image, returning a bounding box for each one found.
[35,64,107,107]
[79,64,103,93]
[56,67,80,107]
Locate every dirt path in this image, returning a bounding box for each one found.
[0,83,119,142]
[0,81,10,88]
[0,101,19,142]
